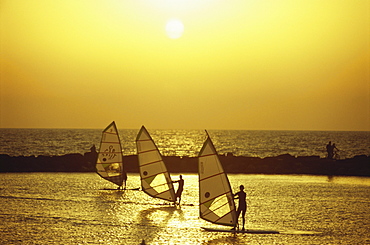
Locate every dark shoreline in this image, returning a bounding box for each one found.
[0,153,369,177]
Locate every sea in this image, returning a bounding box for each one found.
[1,129,369,244]
[1,173,369,244]
[0,128,369,158]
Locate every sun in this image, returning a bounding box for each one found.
[165,19,184,39]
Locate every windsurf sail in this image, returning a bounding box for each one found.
[198,131,237,227]
[96,121,127,187]
[136,126,176,202]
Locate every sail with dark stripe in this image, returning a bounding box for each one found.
[136,126,176,202]
[96,121,126,187]
[198,131,236,226]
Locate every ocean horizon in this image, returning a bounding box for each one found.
[1,128,368,159]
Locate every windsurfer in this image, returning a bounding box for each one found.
[117,171,127,190]
[232,185,247,231]
[172,175,184,205]
[122,171,127,189]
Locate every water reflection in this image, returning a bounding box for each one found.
[95,190,126,221]
[203,235,245,245]
[137,206,179,244]
[326,176,370,186]
[327,175,334,182]
[1,173,369,244]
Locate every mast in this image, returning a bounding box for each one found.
[96,121,126,187]
[136,126,176,202]
[198,131,237,226]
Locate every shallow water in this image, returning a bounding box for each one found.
[1,173,369,244]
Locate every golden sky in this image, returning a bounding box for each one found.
[1,0,369,130]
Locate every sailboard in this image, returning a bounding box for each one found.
[201,227,279,234]
[198,131,237,227]
[135,126,176,202]
[96,121,127,188]
[198,132,284,234]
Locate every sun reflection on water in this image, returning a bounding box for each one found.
[1,173,370,244]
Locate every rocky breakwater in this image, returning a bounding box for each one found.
[0,153,369,176]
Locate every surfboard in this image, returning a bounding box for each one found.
[101,187,140,191]
[201,227,280,234]
[202,227,321,235]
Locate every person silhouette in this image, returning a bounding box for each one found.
[332,143,340,159]
[123,170,127,189]
[172,175,184,205]
[232,185,247,231]
[326,141,333,159]
[117,171,127,190]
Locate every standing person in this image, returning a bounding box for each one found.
[172,175,184,205]
[122,169,127,190]
[117,171,127,190]
[332,143,340,159]
[326,141,333,159]
[116,166,127,190]
[232,185,247,231]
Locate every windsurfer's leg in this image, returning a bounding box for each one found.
[241,209,246,230]
[232,209,241,230]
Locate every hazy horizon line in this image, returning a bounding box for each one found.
[1,127,369,132]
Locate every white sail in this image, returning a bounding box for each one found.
[136,126,176,202]
[96,121,127,187]
[198,132,237,227]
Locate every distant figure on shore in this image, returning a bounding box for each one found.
[332,143,340,159]
[326,141,333,159]
[326,142,340,159]
[232,185,247,231]
[172,175,184,205]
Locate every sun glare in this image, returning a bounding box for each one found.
[165,19,184,39]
